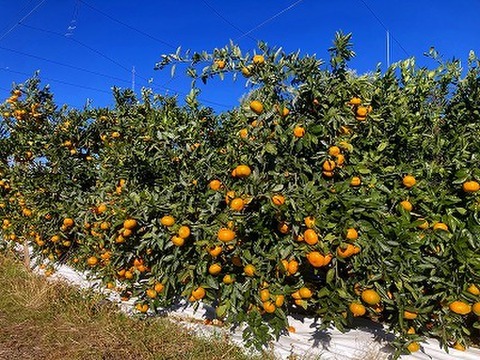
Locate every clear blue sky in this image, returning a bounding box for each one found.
[0,0,478,111]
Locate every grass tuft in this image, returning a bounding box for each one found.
[0,253,272,360]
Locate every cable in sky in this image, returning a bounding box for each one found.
[357,0,410,57]
[0,0,48,42]
[201,0,257,43]
[0,67,111,94]
[20,23,132,73]
[235,0,305,41]
[77,0,177,50]
[16,24,233,109]
[0,45,131,85]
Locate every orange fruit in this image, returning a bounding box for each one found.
[209,179,222,191]
[160,215,175,227]
[463,180,480,193]
[356,106,368,118]
[225,190,236,203]
[96,204,107,214]
[407,327,416,335]
[252,54,265,65]
[244,264,256,277]
[349,97,362,105]
[304,229,319,245]
[22,208,32,217]
[171,236,185,246]
[299,287,312,299]
[402,175,416,188]
[223,274,234,284]
[472,302,480,316]
[433,222,449,232]
[239,128,248,139]
[208,263,222,276]
[400,200,413,212]
[275,294,285,307]
[293,126,305,138]
[277,221,290,234]
[322,160,336,172]
[230,198,245,211]
[287,260,299,275]
[262,301,276,313]
[63,218,74,227]
[328,146,341,156]
[100,221,110,230]
[87,256,98,266]
[345,228,358,241]
[235,165,252,178]
[136,304,149,313]
[241,65,253,77]
[335,154,345,166]
[146,289,157,298]
[404,310,418,320]
[192,286,206,300]
[215,59,226,69]
[306,251,325,267]
[349,302,366,317]
[350,176,361,187]
[260,289,270,302]
[337,243,355,258]
[453,342,466,351]
[417,218,429,230]
[178,225,191,239]
[271,194,285,206]
[291,291,302,300]
[407,342,420,353]
[123,219,137,230]
[304,216,315,228]
[449,300,471,315]
[154,283,164,293]
[208,245,222,257]
[249,100,264,114]
[467,284,480,296]
[218,228,235,242]
[361,289,381,305]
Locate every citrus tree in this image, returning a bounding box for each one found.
[1,32,479,357]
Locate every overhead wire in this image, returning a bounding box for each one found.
[0,0,36,35]
[20,23,133,73]
[235,0,305,41]
[0,0,48,42]
[357,0,410,57]
[77,0,177,50]
[0,67,111,94]
[201,0,257,42]
[0,45,131,85]
[10,24,234,108]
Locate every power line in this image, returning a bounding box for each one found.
[0,67,111,94]
[20,23,132,73]
[357,0,410,57]
[0,45,131,85]
[0,0,36,35]
[77,0,177,50]
[0,0,48,42]
[236,0,305,41]
[17,23,232,108]
[201,0,257,42]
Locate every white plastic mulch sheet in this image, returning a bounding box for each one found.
[34,258,479,360]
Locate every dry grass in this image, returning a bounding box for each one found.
[0,252,272,360]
